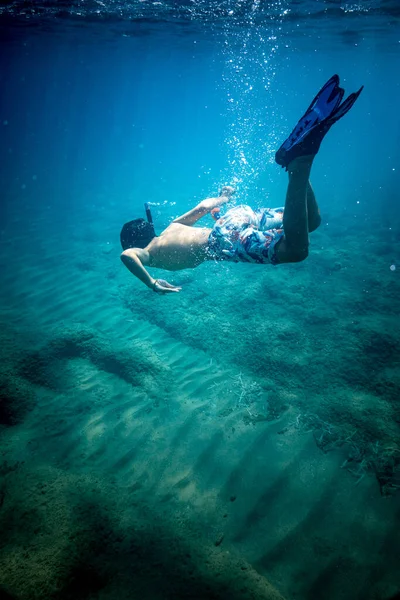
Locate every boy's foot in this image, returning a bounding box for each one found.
[275,74,363,169]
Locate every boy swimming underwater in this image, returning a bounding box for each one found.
[121,75,363,294]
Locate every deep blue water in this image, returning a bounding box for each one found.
[1,1,399,234]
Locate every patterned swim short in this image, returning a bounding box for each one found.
[207,205,285,265]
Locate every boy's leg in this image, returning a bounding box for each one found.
[307,181,322,232]
[275,155,314,263]
[259,182,320,233]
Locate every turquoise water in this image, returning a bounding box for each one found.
[1,2,400,600]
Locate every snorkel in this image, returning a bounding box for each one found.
[144,202,154,227]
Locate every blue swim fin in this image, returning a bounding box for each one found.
[275,74,363,169]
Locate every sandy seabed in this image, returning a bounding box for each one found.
[0,202,399,600]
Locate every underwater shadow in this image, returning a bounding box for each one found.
[355,503,400,600]
[53,491,280,600]
[232,438,315,544]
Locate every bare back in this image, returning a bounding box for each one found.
[146,223,212,271]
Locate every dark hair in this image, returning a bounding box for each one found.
[120,218,156,250]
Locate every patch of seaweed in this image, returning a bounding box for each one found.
[0,373,35,427]
[18,323,172,402]
[280,412,400,496]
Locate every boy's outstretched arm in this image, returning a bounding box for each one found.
[173,186,235,226]
[120,248,181,294]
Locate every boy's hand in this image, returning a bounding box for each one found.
[202,186,236,212]
[219,185,236,198]
[153,279,182,294]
